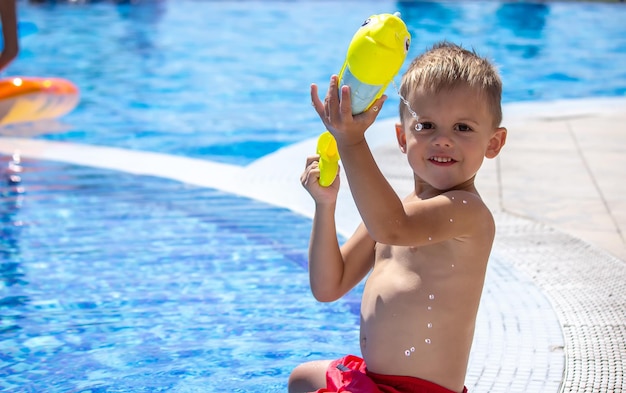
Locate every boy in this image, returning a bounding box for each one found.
[289,42,507,393]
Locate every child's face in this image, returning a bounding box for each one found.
[396,84,505,191]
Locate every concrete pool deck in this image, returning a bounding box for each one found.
[1,96,625,391]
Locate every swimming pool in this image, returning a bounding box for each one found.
[1,0,625,391]
[12,0,626,165]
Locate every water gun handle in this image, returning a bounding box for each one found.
[316,131,339,187]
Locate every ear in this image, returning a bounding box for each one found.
[485,127,507,159]
[395,123,407,153]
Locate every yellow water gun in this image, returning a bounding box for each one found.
[317,12,411,187]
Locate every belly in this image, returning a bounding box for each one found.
[359,268,428,368]
[358,266,472,381]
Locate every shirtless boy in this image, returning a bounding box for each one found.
[289,42,507,393]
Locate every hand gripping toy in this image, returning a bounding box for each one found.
[316,12,411,187]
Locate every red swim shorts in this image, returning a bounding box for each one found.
[313,355,468,393]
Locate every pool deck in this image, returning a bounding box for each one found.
[1,97,625,392]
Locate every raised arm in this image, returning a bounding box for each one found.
[0,0,18,72]
[311,77,407,243]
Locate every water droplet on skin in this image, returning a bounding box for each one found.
[449,218,454,222]
[451,264,455,268]
[428,294,435,300]
[425,338,431,344]
[427,306,432,311]
[428,237,432,241]
[405,350,411,356]
[410,347,415,352]
[427,323,433,328]
[462,200,467,204]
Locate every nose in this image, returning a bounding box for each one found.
[432,132,453,148]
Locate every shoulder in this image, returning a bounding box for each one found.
[405,189,492,220]
[443,190,495,239]
[443,190,492,213]
[395,190,494,246]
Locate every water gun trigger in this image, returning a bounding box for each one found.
[316,131,340,187]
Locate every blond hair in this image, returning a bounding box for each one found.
[399,41,503,127]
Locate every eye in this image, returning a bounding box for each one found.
[455,123,473,132]
[415,122,433,132]
[404,37,411,53]
[361,18,371,27]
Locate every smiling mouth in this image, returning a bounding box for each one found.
[429,156,456,164]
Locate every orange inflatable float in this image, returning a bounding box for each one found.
[0,77,79,126]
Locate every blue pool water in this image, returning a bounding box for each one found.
[1,159,361,391]
[11,0,626,165]
[1,0,625,391]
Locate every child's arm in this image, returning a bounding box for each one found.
[301,155,375,302]
[310,78,407,241]
[0,0,18,72]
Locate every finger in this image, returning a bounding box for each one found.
[301,156,320,184]
[302,167,321,187]
[305,155,320,168]
[301,163,313,184]
[301,170,313,186]
[339,84,352,118]
[326,75,340,121]
[310,84,325,118]
[326,75,339,104]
